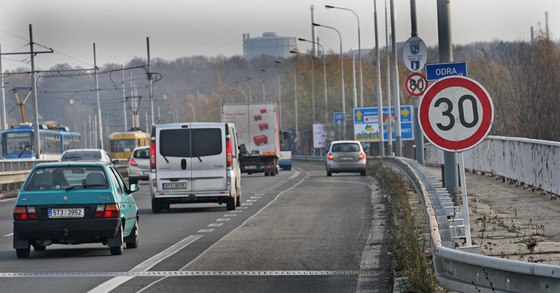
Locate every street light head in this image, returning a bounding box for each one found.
[260,69,266,72]
[289,50,299,54]
[297,37,308,42]
[274,60,283,64]
[325,5,335,9]
[312,22,320,27]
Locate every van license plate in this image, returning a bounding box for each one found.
[162,182,187,190]
[48,208,84,218]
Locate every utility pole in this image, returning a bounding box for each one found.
[121,65,127,131]
[93,43,103,150]
[0,25,53,158]
[437,0,458,195]
[385,0,392,155]
[147,37,155,128]
[390,0,402,157]
[373,0,384,156]
[410,0,424,165]
[310,5,317,57]
[0,45,7,130]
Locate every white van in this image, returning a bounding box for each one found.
[148,122,242,213]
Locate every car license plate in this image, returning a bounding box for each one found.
[340,156,354,161]
[48,208,84,218]
[162,182,187,190]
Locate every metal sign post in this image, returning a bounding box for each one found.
[419,75,494,247]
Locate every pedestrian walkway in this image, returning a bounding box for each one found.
[426,166,560,264]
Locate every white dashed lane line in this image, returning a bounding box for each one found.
[3,233,13,237]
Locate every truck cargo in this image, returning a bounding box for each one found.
[222,103,280,176]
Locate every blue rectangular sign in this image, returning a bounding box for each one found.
[425,62,468,81]
[353,105,414,142]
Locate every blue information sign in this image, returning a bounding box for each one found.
[353,105,414,142]
[425,62,468,81]
[333,112,344,126]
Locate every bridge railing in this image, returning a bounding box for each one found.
[425,135,560,195]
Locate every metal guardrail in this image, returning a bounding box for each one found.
[379,157,560,293]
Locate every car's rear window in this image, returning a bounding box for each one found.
[134,148,150,159]
[25,166,108,191]
[61,151,101,161]
[331,143,361,152]
[160,128,222,158]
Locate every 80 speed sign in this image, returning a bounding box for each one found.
[418,76,494,152]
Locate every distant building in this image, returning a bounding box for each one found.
[242,32,297,59]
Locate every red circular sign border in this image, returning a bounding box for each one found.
[419,76,494,152]
[405,72,428,97]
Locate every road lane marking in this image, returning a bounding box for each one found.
[216,218,230,222]
[87,234,203,293]
[208,223,223,227]
[223,214,236,217]
[3,233,13,237]
[197,229,214,233]
[0,270,379,278]
[241,202,253,206]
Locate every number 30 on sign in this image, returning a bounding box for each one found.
[418,76,494,152]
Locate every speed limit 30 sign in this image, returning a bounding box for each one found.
[418,76,494,152]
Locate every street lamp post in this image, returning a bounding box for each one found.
[312,22,346,140]
[325,5,363,107]
[275,60,298,154]
[247,76,266,102]
[290,50,315,124]
[298,38,328,125]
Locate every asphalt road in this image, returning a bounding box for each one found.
[0,161,391,293]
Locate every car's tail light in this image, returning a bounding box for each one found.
[129,158,138,166]
[359,152,366,160]
[327,153,334,160]
[150,140,156,169]
[226,137,232,168]
[14,206,37,220]
[95,204,120,218]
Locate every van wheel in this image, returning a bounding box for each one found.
[327,171,332,177]
[236,194,241,207]
[16,247,30,258]
[33,243,46,252]
[360,170,366,176]
[152,199,163,213]
[226,196,236,210]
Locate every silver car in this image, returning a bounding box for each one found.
[127,146,150,184]
[325,140,367,176]
[60,149,113,163]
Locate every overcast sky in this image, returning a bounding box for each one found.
[0,0,558,70]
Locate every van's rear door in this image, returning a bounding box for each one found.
[156,123,227,194]
[156,124,193,193]
[188,123,227,192]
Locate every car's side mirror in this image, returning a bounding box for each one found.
[239,144,247,156]
[129,183,139,193]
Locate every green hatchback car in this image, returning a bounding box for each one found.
[13,161,140,258]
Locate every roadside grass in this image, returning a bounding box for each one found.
[370,162,437,292]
